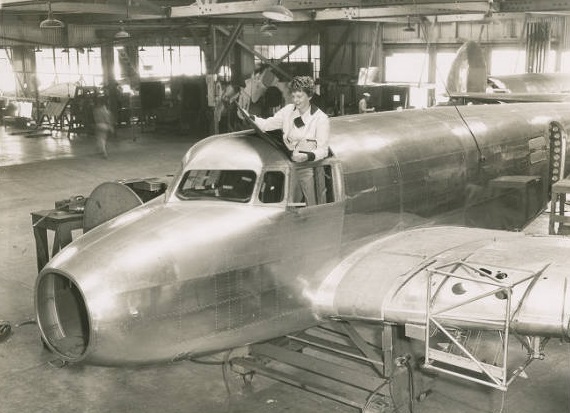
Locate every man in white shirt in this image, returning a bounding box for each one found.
[358,92,375,114]
[253,76,330,205]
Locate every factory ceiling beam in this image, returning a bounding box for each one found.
[499,0,570,14]
[212,20,244,74]
[0,2,165,19]
[310,3,490,21]
[171,0,491,19]
[274,26,319,63]
[215,25,292,80]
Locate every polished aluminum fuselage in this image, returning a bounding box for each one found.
[36,102,570,365]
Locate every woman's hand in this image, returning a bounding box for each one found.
[291,152,309,162]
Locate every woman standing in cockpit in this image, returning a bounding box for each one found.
[253,76,330,205]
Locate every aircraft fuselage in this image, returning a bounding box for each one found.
[35,102,570,365]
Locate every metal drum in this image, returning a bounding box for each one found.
[83,182,143,232]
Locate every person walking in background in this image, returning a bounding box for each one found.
[93,97,113,159]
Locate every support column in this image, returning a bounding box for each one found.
[100,44,119,123]
[117,45,139,88]
[427,44,437,85]
[427,45,437,106]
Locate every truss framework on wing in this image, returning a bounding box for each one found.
[423,260,551,391]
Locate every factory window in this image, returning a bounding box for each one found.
[491,49,556,76]
[385,52,429,83]
[137,46,206,79]
[254,45,320,79]
[559,52,570,73]
[36,47,103,91]
[434,51,457,103]
[0,49,16,94]
[177,170,257,203]
[259,171,285,203]
[490,49,526,75]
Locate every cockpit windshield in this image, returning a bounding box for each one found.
[176,170,256,203]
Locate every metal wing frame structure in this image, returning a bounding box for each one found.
[424,260,551,391]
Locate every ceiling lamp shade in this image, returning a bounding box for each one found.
[260,21,278,36]
[262,1,293,22]
[40,2,64,29]
[403,16,415,32]
[115,0,131,39]
[115,23,130,39]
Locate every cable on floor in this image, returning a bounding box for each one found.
[0,321,12,342]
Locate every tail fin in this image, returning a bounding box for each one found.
[446,41,488,94]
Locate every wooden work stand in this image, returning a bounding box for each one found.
[31,209,84,272]
[549,178,570,235]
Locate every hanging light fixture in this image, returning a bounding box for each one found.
[403,16,416,32]
[482,0,494,24]
[115,0,130,39]
[260,21,278,36]
[40,2,65,29]
[139,46,146,52]
[34,45,42,52]
[115,23,130,39]
[87,47,94,53]
[262,0,293,22]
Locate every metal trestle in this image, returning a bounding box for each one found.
[423,261,549,391]
[230,322,398,412]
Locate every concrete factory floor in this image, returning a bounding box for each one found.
[0,125,569,413]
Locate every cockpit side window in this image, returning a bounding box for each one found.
[176,170,256,203]
[259,171,285,203]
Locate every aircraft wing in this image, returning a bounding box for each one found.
[313,226,570,339]
[448,92,570,104]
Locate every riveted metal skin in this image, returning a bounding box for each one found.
[36,102,570,365]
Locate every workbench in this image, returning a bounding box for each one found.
[31,209,83,272]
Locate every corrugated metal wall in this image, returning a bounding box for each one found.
[241,24,318,46]
[382,19,529,44]
[321,22,382,78]
[0,23,99,47]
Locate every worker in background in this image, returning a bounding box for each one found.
[253,76,330,205]
[358,92,375,114]
[93,97,113,159]
[311,78,325,110]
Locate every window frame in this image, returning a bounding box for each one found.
[258,170,287,204]
[175,169,257,203]
[288,162,338,208]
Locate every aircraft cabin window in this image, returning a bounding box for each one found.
[259,171,285,203]
[176,170,256,203]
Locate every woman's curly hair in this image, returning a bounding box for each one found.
[289,76,315,97]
